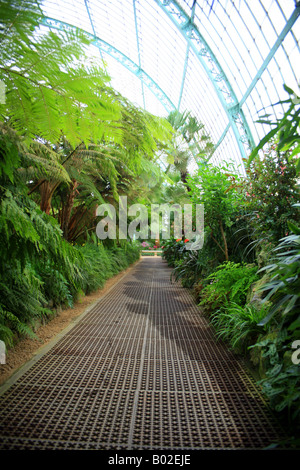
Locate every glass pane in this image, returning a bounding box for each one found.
[40,0,300,170]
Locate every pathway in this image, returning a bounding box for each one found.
[0,257,286,450]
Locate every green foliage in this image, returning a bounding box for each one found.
[244,85,300,432]
[187,163,245,261]
[257,209,300,330]
[76,243,116,294]
[36,261,74,308]
[0,261,52,347]
[0,241,140,346]
[162,238,189,267]
[73,242,140,295]
[0,187,79,345]
[247,213,300,429]
[244,145,299,245]
[0,0,121,146]
[160,85,300,438]
[0,124,21,184]
[164,110,214,190]
[0,108,141,346]
[250,332,300,429]
[172,249,210,288]
[0,1,167,351]
[163,237,219,288]
[248,85,300,173]
[166,109,213,156]
[197,261,259,311]
[211,302,269,354]
[0,188,78,274]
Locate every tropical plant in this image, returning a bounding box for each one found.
[211,302,270,354]
[250,330,300,430]
[162,238,190,267]
[75,241,140,295]
[197,261,259,312]
[256,210,300,327]
[165,110,214,190]
[0,261,51,346]
[0,1,150,348]
[243,144,299,250]
[245,85,300,431]
[0,0,123,146]
[251,206,300,414]
[172,249,207,288]
[187,163,245,261]
[248,84,300,174]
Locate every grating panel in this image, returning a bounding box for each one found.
[131,390,283,450]
[0,257,288,450]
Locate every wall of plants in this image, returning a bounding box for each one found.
[0,0,174,348]
[162,86,300,439]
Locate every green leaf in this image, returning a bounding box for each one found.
[287,221,300,235]
[247,127,279,165]
[283,84,296,95]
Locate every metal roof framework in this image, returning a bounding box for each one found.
[39,0,300,174]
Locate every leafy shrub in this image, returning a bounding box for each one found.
[76,242,140,295]
[249,212,300,430]
[211,302,269,354]
[187,163,245,262]
[243,146,300,255]
[197,261,259,312]
[0,261,52,346]
[0,183,80,345]
[162,238,189,266]
[37,261,74,308]
[0,240,140,347]
[250,331,300,434]
[257,211,300,331]
[172,251,205,288]
[172,242,217,288]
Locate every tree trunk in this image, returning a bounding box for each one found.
[180,170,191,192]
[60,179,78,240]
[219,219,229,261]
[39,180,59,215]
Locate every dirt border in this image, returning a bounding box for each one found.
[0,259,140,388]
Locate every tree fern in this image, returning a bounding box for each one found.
[0,0,121,146]
[0,307,37,347]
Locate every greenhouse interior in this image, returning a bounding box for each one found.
[0,0,300,453]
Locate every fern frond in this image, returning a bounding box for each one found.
[0,1,121,146]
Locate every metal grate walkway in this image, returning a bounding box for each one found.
[0,257,287,450]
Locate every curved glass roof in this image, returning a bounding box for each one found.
[39,0,300,174]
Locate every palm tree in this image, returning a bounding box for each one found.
[165,110,213,191]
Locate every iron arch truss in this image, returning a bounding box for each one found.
[39,0,300,174]
[42,17,177,115]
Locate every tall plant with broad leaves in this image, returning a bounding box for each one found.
[249,213,300,431]
[0,125,80,345]
[25,95,173,242]
[165,110,214,191]
[244,86,300,259]
[187,163,245,261]
[247,85,300,435]
[244,145,299,248]
[0,0,174,243]
[0,0,173,348]
[248,84,300,172]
